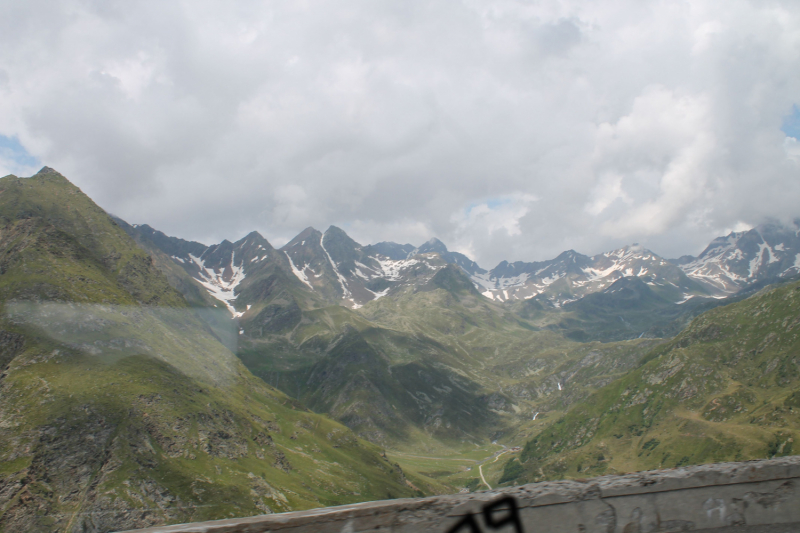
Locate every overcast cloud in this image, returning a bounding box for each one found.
[1,0,799,268]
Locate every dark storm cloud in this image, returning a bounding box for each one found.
[1,0,799,267]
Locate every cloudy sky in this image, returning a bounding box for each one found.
[1,0,799,268]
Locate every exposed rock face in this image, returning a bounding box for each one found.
[0,408,181,533]
[0,330,24,369]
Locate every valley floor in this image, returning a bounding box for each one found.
[388,441,521,494]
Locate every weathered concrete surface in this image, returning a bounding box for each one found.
[119,456,800,533]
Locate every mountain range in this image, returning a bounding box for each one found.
[109,178,800,446]
[2,167,800,532]
[122,216,800,314]
[115,181,800,444]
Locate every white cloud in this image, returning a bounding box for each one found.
[588,86,717,237]
[454,195,537,237]
[1,0,799,265]
[449,194,537,262]
[785,136,800,162]
[585,173,628,216]
[101,52,159,101]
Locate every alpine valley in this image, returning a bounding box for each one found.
[2,168,800,532]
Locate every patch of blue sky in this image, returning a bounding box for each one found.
[0,135,40,169]
[466,197,512,214]
[781,105,800,139]
[485,197,512,209]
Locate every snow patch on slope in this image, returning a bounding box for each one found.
[189,252,246,317]
[285,252,313,289]
[369,287,391,300]
[376,257,420,280]
[320,234,352,299]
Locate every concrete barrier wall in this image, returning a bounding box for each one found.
[120,456,800,533]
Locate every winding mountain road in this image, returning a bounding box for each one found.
[477,445,509,490]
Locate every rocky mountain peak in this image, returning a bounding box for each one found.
[425,263,482,297]
[678,221,800,293]
[280,228,322,253]
[34,166,62,176]
[324,225,356,242]
[239,230,270,244]
[323,226,363,255]
[417,237,449,255]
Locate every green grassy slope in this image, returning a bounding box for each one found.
[0,170,423,532]
[343,267,659,450]
[239,301,509,450]
[503,278,800,486]
[229,261,680,490]
[230,265,515,450]
[0,169,185,307]
[504,277,726,343]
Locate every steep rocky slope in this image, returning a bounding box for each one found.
[112,218,227,309]
[126,217,800,347]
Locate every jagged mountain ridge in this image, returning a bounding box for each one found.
[674,222,800,293]
[117,213,800,451]
[478,223,800,304]
[140,227,279,315]
[135,225,456,311]
[128,218,656,449]
[138,221,800,314]
[473,245,709,305]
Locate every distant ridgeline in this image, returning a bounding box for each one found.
[1,167,799,533]
[120,212,800,311]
